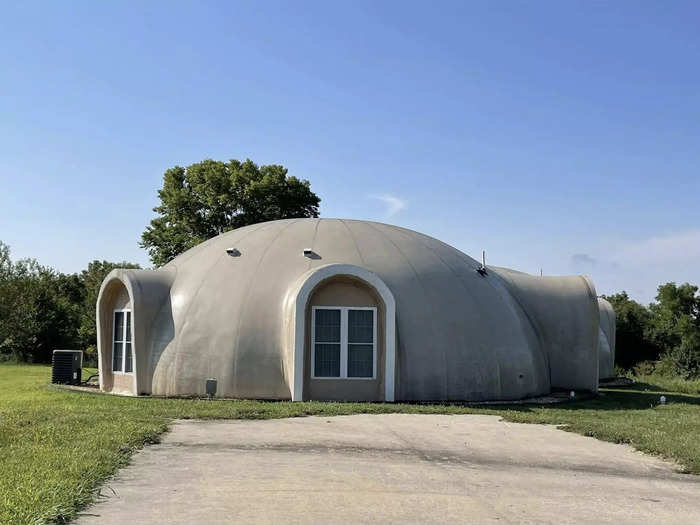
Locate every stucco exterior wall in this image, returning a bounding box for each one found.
[492,267,600,392]
[303,276,385,401]
[111,372,134,395]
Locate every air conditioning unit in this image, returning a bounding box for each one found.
[52,350,83,385]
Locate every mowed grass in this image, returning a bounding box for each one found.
[1,365,700,524]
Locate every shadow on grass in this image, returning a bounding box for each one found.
[619,381,690,393]
[483,388,700,415]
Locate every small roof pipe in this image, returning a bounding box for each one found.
[477,250,488,276]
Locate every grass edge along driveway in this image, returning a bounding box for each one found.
[1,364,699,524]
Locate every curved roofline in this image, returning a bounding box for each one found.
[164,217,479,266]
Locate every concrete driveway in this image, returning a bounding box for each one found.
[77,414,700,524]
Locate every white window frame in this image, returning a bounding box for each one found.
[112,309,133,374]
[311,306,377,380]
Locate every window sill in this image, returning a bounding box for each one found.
[311,376,376,381]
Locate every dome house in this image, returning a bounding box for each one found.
[97,218,607,401]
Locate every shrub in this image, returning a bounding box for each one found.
[633,360,657,376]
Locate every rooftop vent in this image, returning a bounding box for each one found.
[303,248,321,259]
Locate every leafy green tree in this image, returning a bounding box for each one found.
[0,242,38,361]
[605,284,700,378]
[0,242,141,363]
[0,243,82,362]
[603,291,661,369]
[140,158,321,266]
[649,283,700,378]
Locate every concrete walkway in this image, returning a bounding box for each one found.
[77,414,700,524]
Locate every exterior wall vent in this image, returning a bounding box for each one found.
[206,377,217,397]
[52,350,83,385]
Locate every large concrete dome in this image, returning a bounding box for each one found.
[97,218,602,401]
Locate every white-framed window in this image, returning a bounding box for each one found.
[112,309,133,373]
[311,306,376,379]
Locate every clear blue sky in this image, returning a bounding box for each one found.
[2,1,699,303]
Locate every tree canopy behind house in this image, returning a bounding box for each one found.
[603,291,660,369]
[140,158,321,267]
[604,282,700,378]
[0,242,82,363]
[0,241,140,364]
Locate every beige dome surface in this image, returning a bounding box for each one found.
[597,298,616,379]
[97,218,602,401]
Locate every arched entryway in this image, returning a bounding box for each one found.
[303,275,385,401]
[97,277,136,395]
[288,264,396,402]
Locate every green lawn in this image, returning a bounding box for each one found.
[1,365,699,524]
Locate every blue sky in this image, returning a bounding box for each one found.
[2,1,699,303]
